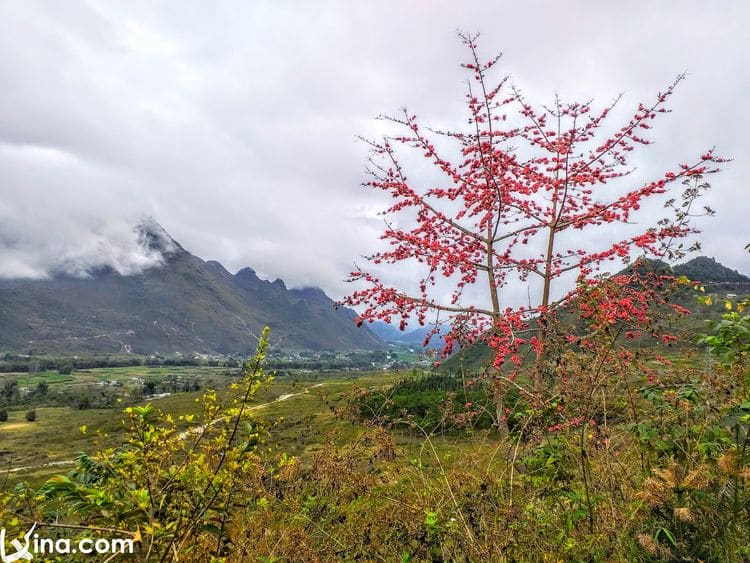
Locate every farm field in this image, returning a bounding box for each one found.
[7,365,233,391]
[0,366,407,485]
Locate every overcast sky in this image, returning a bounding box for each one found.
[1,1,748,303]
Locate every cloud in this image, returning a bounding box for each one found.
[0,0,747,305]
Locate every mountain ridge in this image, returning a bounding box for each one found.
[435,255,750,373]
[0,222,383,355]
[673,256,750,290]
[368,321,450,350]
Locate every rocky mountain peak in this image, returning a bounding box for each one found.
[135,218,184,258]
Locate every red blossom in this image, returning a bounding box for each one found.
[341,34,723,406]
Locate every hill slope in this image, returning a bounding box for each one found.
[673,256,750,291]
[0,222,382,355]
[438,256,750,373]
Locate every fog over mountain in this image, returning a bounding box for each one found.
[0,215,177,280]
[1,1,748,307]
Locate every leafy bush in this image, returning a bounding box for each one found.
[3,329,275,560]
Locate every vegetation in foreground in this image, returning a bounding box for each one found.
[0,303,747,561]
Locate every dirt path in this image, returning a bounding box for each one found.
[177,382,324,439]
[5,459,76,474]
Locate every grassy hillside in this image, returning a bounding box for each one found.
[0,368,402,485]
[440,257,750,374]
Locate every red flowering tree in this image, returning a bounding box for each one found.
[343,33,725,427]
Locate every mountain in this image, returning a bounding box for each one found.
[0,221,383,355]
[673,257,750,291]
[369,321,450,350]
[437,256,750,373]
[368,322,405,342]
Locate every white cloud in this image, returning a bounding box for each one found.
[0,0,746,302]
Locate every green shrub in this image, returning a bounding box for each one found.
[356,373,495,432]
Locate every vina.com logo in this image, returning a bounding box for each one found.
[0,523,134,561]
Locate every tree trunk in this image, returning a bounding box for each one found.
[532,314,547,398]
[492,377,510,437]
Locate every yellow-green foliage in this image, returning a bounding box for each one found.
[2,317,750,561]
[3,328,275,560]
